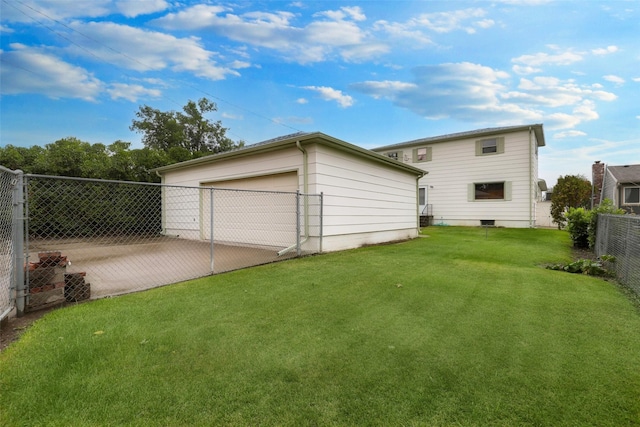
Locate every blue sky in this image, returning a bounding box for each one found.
[1,0,639,187]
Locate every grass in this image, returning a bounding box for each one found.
[2,227,640,426]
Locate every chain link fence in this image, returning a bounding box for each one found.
[595,214,640,295]
[0,167,21,322]
[1,172,322,316]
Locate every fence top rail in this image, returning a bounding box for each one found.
[23,173,321,196]
[0,166,23,175]
[599,213,640,220]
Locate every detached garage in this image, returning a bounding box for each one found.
[154,132,426,253]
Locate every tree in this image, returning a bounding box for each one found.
[551,174,592,229]
[130,98,240,157]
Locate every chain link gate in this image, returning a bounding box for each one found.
[1,172,322,317]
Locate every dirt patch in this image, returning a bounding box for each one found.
[0,307,57,352]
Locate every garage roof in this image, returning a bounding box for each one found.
[154,131,427,177]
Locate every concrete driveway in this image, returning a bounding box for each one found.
[28,236,297,298]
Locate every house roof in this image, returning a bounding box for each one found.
[154,131,427,177]
[372,124,545,151]
[607,164,640,184]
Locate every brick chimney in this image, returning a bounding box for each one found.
[592,161,605,207]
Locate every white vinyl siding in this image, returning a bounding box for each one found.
[375,130,536,227]
[308,144,418,242]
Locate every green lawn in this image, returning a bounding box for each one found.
[2,227,640,426]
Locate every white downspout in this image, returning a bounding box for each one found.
[529,127,534,228]
[278,141,310,256]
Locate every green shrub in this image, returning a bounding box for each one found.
[565,207,590,248]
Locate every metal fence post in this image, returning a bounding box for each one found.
[210,187,215,274]
[12,171,25,317]
[319,192,324,253]
[296,191,301,257]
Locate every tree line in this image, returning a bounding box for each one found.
[0,98,244,183]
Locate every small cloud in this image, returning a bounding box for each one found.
[1,25,14,33]
[512,64,541,75]
[296,98,308,104]
[603,75,625,85]
[554,130,587,138]
[222,112,242,120]
[107,83,161,102]
[302,85,354,108]
[592,45,619,55]
[633,77,640,82]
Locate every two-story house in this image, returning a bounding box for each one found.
[372,124,546,228]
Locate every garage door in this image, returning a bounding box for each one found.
[199,171,299,246]
[202,171,299,192]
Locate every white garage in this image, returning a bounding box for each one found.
[154,132,426,253]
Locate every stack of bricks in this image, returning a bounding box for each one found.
[27,252,90,311]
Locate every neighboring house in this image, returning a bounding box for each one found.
[594,162,640,214]
[372,124,546,228]
[154,132,426,253]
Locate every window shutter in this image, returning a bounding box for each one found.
[468,183,475,202]
[412,149,418,163]
[475,141,482,156]
[426,147,432,161]
[497,137,505,154]
[504,181,512,201]
[398,150,404,162]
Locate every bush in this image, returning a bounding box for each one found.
[564,199,626,250]
[565,207,590,248]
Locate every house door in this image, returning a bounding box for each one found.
[418,186,428,215]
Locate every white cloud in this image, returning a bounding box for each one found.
[153,4,380,64]
[67,21,239,80]
[107,83,161,102]
[296,98,308,104]
[302,86,354,108]
[0,45,103,100]
[591,45,619,55]
[372,20,433,45]
[603,75,625,85]
[512,50,583,67]
[1,0,111,22]
[115,0,169,18]
[315,6,366,22]
[1,25,14,33]
[411,8,488,33]
[512,65,541,75]
[554,130,587,138]
[352,61,617,130]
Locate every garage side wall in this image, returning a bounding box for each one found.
[307,144,419,251]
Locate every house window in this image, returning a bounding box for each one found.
[624,187,640,205]
[469,181,512,201]
[475,137,505,156]
[412,147,432,163]
[482,139,497,154]
[387,151,401,161]
[475,182,504,199]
